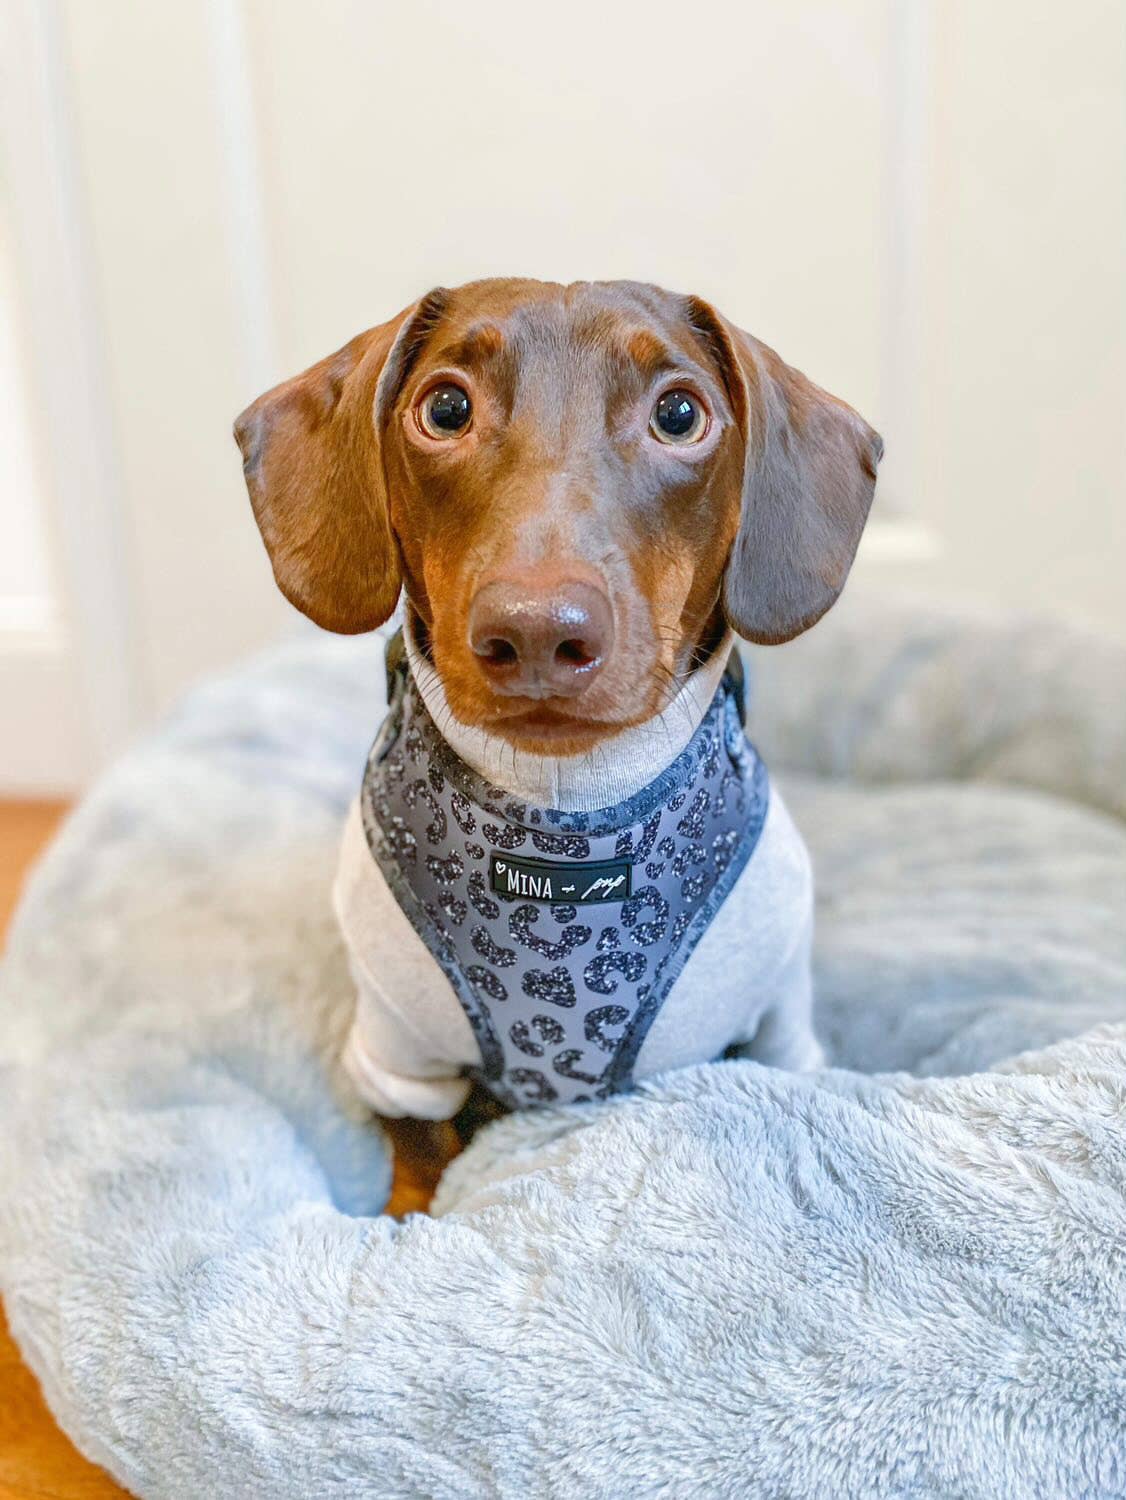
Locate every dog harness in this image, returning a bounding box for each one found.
[360,635,769,1109]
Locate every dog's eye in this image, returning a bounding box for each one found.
[419,383,472,438]
[650,389,707,445]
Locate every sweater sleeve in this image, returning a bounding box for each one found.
[333,799,478,1119]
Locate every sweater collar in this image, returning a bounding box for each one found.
[403,628,736,814]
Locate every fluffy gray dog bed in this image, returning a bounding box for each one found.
[2,593,1125,1499]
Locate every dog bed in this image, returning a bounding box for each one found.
[2,592,1124,1499]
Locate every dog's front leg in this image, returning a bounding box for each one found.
[730,912,826,1073]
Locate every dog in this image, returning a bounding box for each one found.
[234,279,881,1118]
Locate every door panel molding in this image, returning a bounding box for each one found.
[1,0,146,786]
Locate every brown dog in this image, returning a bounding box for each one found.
[235,279,881,1118]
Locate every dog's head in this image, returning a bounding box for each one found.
[235,279,881,754]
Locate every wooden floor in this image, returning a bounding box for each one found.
[0,800,462,1498]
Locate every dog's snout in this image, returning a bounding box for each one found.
[469,579,614,698]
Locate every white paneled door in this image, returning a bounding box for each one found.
[2,0,1123,790]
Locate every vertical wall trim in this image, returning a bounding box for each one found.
[0,0,148,773]
[204,0,280,399]
[882,0,932,517]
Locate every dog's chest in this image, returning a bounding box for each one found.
[360,673,769,1109]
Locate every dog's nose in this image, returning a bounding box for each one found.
[468,579,614,698]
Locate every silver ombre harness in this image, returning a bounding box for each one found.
[360,636,769,1108]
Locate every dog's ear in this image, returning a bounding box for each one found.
[688,298,883,645]
[233,302,427,634]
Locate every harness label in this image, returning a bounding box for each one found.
[489,853,633,905]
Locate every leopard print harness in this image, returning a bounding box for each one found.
[360,640,769,1109]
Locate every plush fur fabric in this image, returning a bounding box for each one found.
[1,593,1125,1499]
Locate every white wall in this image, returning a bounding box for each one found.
[1,0,1123,793]
[0,131,88,789]
[916,2,1126,636]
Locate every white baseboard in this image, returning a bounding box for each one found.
[0,617,87,794]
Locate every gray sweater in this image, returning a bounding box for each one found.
[336,637,820,1118]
